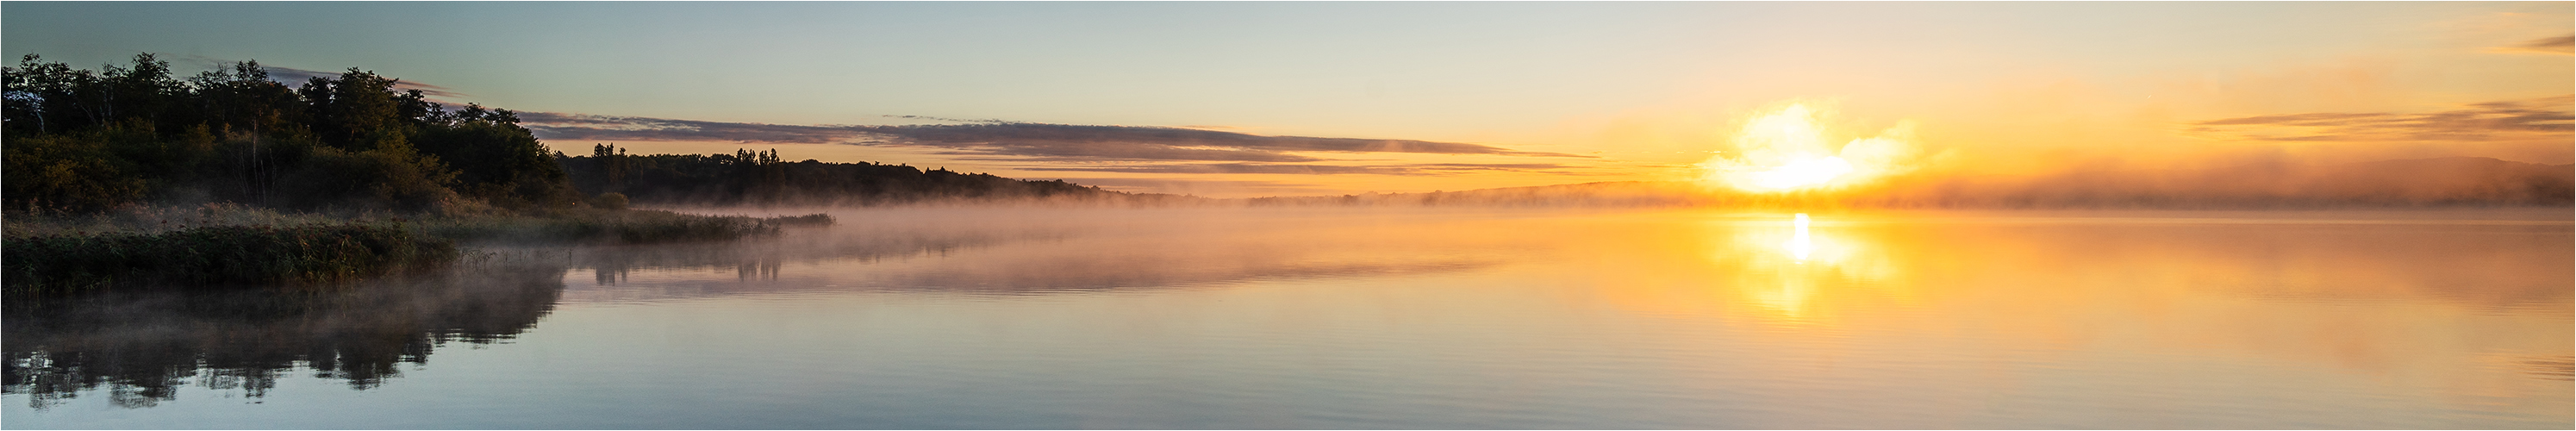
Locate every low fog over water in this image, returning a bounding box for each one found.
[9,206,2567,428]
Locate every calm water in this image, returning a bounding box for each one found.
[6,208,2570,429]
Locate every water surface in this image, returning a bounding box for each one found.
[7,208,2569,428]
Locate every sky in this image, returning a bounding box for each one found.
[6,2,2569,197]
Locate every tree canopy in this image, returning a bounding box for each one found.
[3,53,575,212]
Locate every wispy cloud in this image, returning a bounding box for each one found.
[2490,34,2575,55]
[2185,96,2574,142]
[521,113,1591,163]
[521,112,864,145]
[258,65,467,99]
[163,53,465,98]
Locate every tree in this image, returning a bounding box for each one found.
[3,53,584,213]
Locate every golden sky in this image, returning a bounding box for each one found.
[8,2,2568,197]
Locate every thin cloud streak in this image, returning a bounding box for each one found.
[2491,34,2575,55]
[259,65,466,98]
[520,112,1592,163]
[164,53,468,98]
[2186,96,2573,142]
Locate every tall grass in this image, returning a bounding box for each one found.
[3,222,458,295]
[425,209,833,244]
[2,203,334,238]
[3,204,833,295]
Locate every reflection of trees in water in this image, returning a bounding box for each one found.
[565,222,1504,297]
[3,265,566,409]
[570,227,1029,286]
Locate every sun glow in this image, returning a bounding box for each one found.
[1696,103,1927,192]
[1750,157,1856,191]
[1784,213,1816,260]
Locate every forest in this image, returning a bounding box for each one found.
[4,53,571,213]
[0,53,1096,293]
[3,53,1137,215]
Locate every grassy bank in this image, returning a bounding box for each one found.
[3,222,457,295]
[427,209,833,244]
[3,204,833,295]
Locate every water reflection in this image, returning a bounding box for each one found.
[1786,213,1814,261]
[564,208,1515,299]
[1595,210,2572,386]
[2,265,567,409]
[4,208,2565,428]
[1719,213,1902,320]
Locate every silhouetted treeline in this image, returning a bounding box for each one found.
[3,53,576,213]
[561,144,1157,205]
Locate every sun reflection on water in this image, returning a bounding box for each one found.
[1686,212,1907,322]
[1786,213,1815,261]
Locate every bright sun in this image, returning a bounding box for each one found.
[1747,156,1856,190]
[1697,103,1923,193]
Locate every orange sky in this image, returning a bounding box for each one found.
[10,2,2566,197]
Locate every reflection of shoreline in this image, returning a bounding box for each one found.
[559,209,1523,300]
[3,265,567,409]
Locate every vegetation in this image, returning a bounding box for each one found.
[5,53,577,212]
[2,222,456,295]
[562,144,1129,206]
[1,53,835,294]
[426,209,830,244]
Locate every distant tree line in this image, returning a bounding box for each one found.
[562,144,1125,206]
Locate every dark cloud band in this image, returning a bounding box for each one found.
[258,65,465,98]
[2496,34,2575,55]
[519,112,1593,163]
[2186,96,2573,142]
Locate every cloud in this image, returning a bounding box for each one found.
[521,112,1592,163]
[521,112,867,145]
[256,65,467,99]
[2491,34,2575,55]
[2185,96,2574,142]
[1014,162,1579,176]
[159,53,466,99]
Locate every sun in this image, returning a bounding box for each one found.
[1746,156,1856,190]
[1696,103,1923,193]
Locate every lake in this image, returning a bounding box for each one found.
[6,208,2570,429]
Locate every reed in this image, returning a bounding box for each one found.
[3,222,458,295]
[3,204,833,295]
[424,209,833,244]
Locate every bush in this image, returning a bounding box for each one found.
[3,132,147,211]
[276,142,459,212]
[589,192,628,210]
